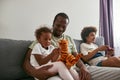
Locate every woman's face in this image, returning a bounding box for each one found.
[86,32,96,44]
[38,32,52,49]
[52,16,68,37]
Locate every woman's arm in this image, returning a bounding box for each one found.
[23,49,35,75]
[72,52,91,80]
[23,48,56,80]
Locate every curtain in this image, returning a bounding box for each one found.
[113,0,120,56]
[99,0,114,48]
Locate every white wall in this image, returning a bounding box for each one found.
[0,0,99,40]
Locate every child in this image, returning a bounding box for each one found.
[80,26,120,67]
[30,26,79,80]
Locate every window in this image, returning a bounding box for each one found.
[113,0,120,56]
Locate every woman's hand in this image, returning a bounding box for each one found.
[79,67,91,80]
[35,64,57,80]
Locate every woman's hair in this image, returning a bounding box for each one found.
[53,12,69,25]
[35,26,52,40]
[81,26,97,42]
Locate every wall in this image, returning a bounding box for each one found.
[0,0,99,40]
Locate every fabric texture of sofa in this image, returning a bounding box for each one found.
[0,37,120,80]
[0,38,34,80]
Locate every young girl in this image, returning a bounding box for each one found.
[30,26,79,80]
[80,26,120,67]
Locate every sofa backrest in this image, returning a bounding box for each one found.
[0,38,33,80]
[0,37,104,79]
[73,36,105,56]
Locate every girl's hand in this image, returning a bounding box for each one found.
[98,45,109,51]
[51,48,61,62]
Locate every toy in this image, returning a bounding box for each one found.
[107,47,114,51]
[107,47,114,56]
[58,39,82,68]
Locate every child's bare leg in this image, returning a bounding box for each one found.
[102,56,120,67]
[48,61,74,80]
[69,67,79,80]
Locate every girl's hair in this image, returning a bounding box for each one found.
[35,26,52,40]
[81,26,97,42]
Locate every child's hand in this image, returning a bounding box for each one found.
[98,45,109,51]
[107,47,114,51]
[51,48,61,62]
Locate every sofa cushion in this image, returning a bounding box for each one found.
[0,38,33,80]
[73,39,83,53]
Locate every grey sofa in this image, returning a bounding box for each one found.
[0,38,34,80]
[0,37,120,80]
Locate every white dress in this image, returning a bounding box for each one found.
[80,43,107,66]
[30,43,54,67]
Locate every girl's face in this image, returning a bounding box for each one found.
[38,32,51,49]
[86,32,96,44]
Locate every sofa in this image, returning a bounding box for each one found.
[0,37,120,80]
[0,38,34,80]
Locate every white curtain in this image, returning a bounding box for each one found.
[113,0,120,56]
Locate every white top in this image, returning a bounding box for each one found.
[80,43,98,55]
[29,34,77,53]
[30,43,54,67]
[80,43,107,66]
